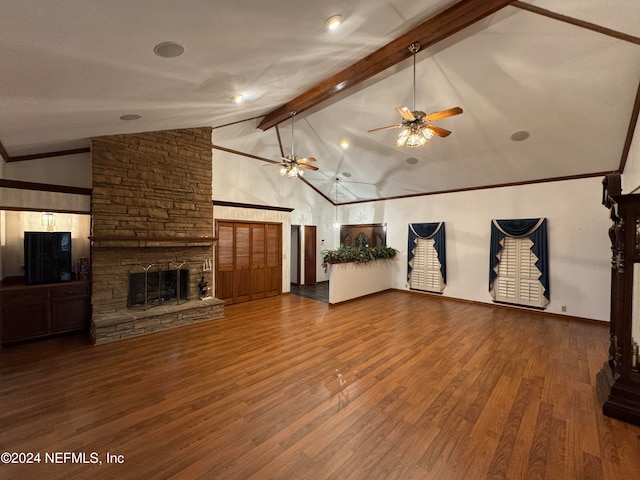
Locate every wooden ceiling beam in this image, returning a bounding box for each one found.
[257,0,514,131]
[512,1,640,45]
[618,79,640,174]
[0,140,9,162]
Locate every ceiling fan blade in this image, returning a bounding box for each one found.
[299,164,319,171]
[426,124,452,137]
[396,106,415,120]
[425,107,463,122]
[297,157,316,163]
[368,124,402,133]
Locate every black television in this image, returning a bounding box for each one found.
[24,231,72,285]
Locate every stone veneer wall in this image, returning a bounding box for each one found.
[90,127,223,343]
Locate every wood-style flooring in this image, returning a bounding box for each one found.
[1,291,639,479]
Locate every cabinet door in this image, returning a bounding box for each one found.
[51,296,90,332]
[1,293,50,343]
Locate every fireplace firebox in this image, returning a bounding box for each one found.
[128,268,189,308]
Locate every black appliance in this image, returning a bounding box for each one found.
[24,231,72,285]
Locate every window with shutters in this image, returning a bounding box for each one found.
[410,237,444,293]
[495,236,544,308]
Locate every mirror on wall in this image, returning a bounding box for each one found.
[339,223,387,248]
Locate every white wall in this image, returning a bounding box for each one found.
[2,152,92,187]
[213,148,337,285]
[0,152,92,212]
[337,177,611,321]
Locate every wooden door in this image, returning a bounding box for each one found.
[265,223,282,297]
[304,225,316,285]
[251,224,266,300]
[216,222,235,303]
[216,220,282,305]
[234,224,251,303]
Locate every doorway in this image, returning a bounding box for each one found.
[304,225,316,286]
[291,225,301,286]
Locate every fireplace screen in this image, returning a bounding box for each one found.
[128,269,189,307]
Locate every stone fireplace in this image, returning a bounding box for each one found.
[90,127,223,344]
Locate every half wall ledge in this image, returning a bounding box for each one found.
[91,297,224,344]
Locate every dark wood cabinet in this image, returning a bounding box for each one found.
[597,182,640,425]
[0,280,90,344]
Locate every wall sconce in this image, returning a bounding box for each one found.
[41,212,55,231]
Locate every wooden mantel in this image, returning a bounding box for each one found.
[89,236,217,248]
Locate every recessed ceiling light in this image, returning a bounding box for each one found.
[510,130,530,141]
[325,14,344,31]
[340,139,349,149]
[232,93,244,104]
[119,114,142,121]
[153,41,185,58]
[342,172,351,178]
[406,157,419,165]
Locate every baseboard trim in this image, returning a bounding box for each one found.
[392,288,608,325]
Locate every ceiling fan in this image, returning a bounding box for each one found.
[272,111,319,178]
[368,42,463,148]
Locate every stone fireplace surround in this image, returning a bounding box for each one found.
[90,127,223,344]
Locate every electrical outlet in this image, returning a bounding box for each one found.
[561,305,567,312]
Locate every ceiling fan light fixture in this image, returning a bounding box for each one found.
[396,125,433,148]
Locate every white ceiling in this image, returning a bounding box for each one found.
[1,1,639,203]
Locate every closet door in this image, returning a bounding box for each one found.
[234,223,251,303]
[265,223,282,297]
[216,222,234,303]
[251,223,266,300]
[216,221,282,305]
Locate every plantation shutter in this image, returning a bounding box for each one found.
[407,222,446,293]
[410,237,444,293]
[489,218,549,307]
[495,236,544,307]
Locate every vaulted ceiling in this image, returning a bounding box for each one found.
[1,1,639,204]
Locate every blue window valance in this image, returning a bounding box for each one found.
[489,218,549,302]
[408,222,446,284]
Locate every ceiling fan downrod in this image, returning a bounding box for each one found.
[289,111,297,159]
[409,43,420,113]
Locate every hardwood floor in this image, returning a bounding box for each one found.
[1,291,639,479]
